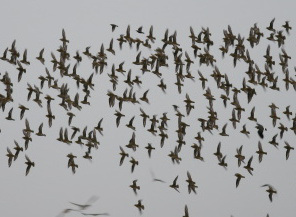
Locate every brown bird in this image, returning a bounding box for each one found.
[269,134,279,149]
[235,145,245,167]
[284,141,294,160]
[282,21,292,34]
[126,116,136,131]
[240,124,250,137]
[256,141,267,163]
[139,108,149,127]
[13,141,23,161]
[36,123,46,137]
[130,157,138,173]
[169,175,180,192]
[283,106,292,120]
[18,104,29,120]
[214,142,223,160]
[145,143,155,158]
[60,29,69,44]
[140,90,149,104]
[114,110,125,127]
[248,107,257,122]
[67,112,75,126]
[256,124,266,139]
[134,200,144,214]
[136,26,144,34]
[130,180,140,195]
[262,184,277,202]
[110,24,118,32]
[94,118,104,136]
[244,156,254,175]
[6,147,14,167]
[266,18,276,32]
[119,146,129,166]
[36,48,45,64]
[5,108,15,121]
[235,173,245,188]
[186,171,198,194]
[218,155,228,169]
[25,155,35,176]
[219,124,229,136]
[106,38,115,55]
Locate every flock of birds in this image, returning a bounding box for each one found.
[2,18,296,216]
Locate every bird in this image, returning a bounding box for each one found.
[5,108,15,121]
[70,196,98,211]
[240,124,250,137]
[214,142,223,160]
[94,118,104,135]
[23,120,34,135]
[134,200,144,214]
[130,180,140,195]
[25,155,35,176]
[169,175,180,192]
[235,145,245,167]
[126,116,136,131]
[278,123,288,138]
[284,141,294,160]
[18,104,29,120]
[106,39,115,55]
[248,107,257,122]
[269,134,279,149]
[151,170,166,183]
[256,123,266,139]
[256,141,267,163]
[130,157,138,173]
[262,184,277,202]
[36,123,46,137]
[145,143,155,158]
[6,147,14,167]
[67,112,75,126]
[147,26,156,42]
[266,18,276,32]
[139,108,149,127]
[114,110,125,127]
[13,141,23,161]
[186,171,198,194]
[244,156,254,175]
[235,173,245,188]
[110,24,118,32]
[36,48,45,64]
[119,146,129,166]
[140,90,149,104]
[283,106,292,120]
[67,153,77,168]
[219,124,229,136]
[69,160,78,174]
[136,26,144,34]
[218,155,228,169]
[60,29,69,44]
[282,21,292,34]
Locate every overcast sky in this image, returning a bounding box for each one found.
[1,1,296,217]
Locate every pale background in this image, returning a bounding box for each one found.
[0,0,296,217]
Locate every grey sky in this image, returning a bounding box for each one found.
[0,1,296,217]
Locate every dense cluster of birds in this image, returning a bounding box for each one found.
[2,18,296,216]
